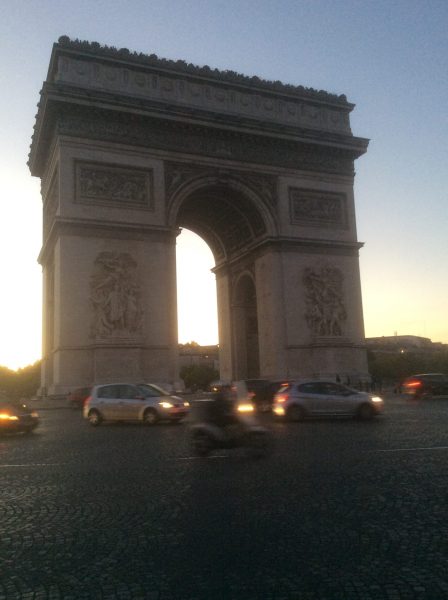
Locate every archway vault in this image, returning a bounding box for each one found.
[29,37,371,396]
[169,174,277,264]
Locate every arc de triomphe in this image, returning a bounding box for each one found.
[29,37,370,396]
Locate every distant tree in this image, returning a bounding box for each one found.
[180,364,219,392]
[180,341,200,348]
[367,350,448,383]
[0,361,41,399]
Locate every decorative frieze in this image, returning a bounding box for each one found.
[90,252,143,339]
[303,265,347,337]
[58,110,354,176]
[289,188,348,229]
[54,53,352,135]
[75,162,153,209]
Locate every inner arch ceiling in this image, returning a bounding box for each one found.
[175,185,267,262]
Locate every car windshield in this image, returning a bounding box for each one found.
[137,383,169,397]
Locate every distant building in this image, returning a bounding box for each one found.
[366,335,445,354]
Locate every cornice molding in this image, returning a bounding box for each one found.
[53,36,350,106]
[29,39,370,175]
[30,104,359,177]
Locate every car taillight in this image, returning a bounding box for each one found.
[406,381,422,388]
[276,393,289,403]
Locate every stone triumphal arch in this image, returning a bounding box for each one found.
[29,37,370,396]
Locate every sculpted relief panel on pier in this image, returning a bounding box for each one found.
[90,252,143,340]
[303,265,347,338]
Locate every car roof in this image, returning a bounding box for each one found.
[93,382,140,388]
[284,379,346,384]
[407,373,446,378]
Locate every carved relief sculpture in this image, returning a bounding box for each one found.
[289,188,348,229]
[76,162,153,209]
[90,252,143,338]
[303,266,347,337]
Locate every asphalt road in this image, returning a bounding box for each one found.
[1,395,448,600]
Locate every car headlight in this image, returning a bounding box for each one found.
[183,402,190,407]
[0,413,19,421]
[159,401,174,409]
[371,396,383,403]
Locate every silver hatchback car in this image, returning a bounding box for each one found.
[83,383,190,426]
[272,380,384,421]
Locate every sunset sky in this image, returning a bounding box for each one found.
[1,0,447,370]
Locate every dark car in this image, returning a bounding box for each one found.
[0,400,39,434]
[67,386,92,409]
[401,373,448,399]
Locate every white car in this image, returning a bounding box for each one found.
[83,383,190,426]
[273,380,384,421]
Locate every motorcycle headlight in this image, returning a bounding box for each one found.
[237,403,254,413]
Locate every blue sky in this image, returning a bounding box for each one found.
[1,0,447,369]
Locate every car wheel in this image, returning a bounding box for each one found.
[142,409,158,426]
[288,405,305,422]
[192,431,213,457]
[88,410,102,426]
[357,403,374,420]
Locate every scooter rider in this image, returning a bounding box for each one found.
[211,387,238,429]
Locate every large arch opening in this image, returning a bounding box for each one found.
[173,181,269,380]
[176,229,218,346]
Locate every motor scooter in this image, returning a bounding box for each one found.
[189,394,271,459]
